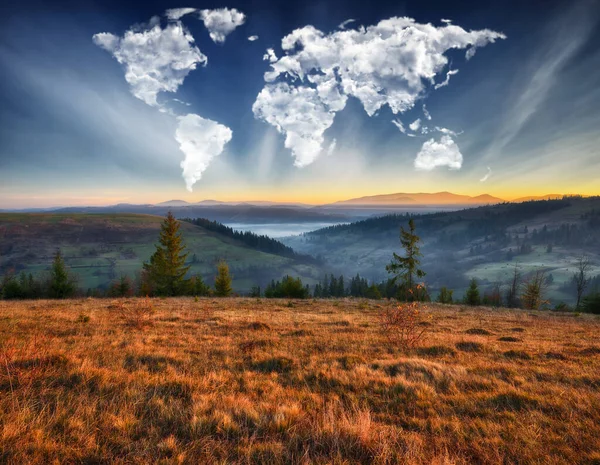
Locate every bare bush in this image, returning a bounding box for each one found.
[380,301,431,349]
[116,297,154,329]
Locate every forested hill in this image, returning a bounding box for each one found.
[183,218,320,264]
[283,196,600,305]
[310,196,600,245]
[0,213,324,292]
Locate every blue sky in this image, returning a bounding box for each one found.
[0,0,599,207]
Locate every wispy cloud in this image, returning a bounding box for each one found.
[165,8,197,20]
[480,166,492,182]
[434,68,459,90]
[409,118,422,132]
[338,19,356,29]
[485,0,598,160]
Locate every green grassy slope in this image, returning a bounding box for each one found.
[0,213,322,291]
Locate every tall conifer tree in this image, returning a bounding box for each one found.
[386,219,425,301]
[143,212,190,296]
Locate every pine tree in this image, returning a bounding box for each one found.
[214,261,232,297]
[521,270,547,310]
[436,287,454,304]
[464,278,481,306]
[143,212,190,296]
[386,219,425,301]
[48,249,76,298]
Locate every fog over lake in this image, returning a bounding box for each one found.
[225,222,344,238]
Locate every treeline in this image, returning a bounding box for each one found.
[1,213,235,300]
[183,218,320,264]
[1,251,77,299]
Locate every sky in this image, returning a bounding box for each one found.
[0,0,599,208]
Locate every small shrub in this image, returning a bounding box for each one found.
[118,297,154,329]
[456,341,484,352]
[545,351,567,360]
[380,302,431,349]
[498,336,521,342]
[77,313,90,323]
[580,347,600,356]
[416,345,457,357]
[466,328,492,335]
[487,392,538,411]
[337,355,366,370]
[503,350,532,360]
[247,321,271,331]
[252,357,295,373]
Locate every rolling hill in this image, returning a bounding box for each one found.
[283,196,600,305]
[0,213,323,292]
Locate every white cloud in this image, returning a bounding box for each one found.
[414,135,463,170]
[248,35,259,41]
[199,8,245,43]
[176,113,233,191]
[327,138,337,156]
[172,98,191,106]
[93,23,206,107]
[252,83,337,167]
[409,118,421,132]
[94,15,235,191]
[263,48,278,62]
[434,68,459,89]
[254,17,505,165]
[392,119,416,137]
[422,104,432,120]
[165,8,197,20]
[441,19,452,24]
[338,19,356,29]
[435,126,461,136]
[480,166,492,182]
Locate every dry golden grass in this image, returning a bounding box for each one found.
[1,298,600,464]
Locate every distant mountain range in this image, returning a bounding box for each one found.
[155,199,313,208]
[330,191,505,206]
[155,192,572,208]
[1,193,578,222]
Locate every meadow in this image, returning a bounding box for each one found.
[1,298,599,464]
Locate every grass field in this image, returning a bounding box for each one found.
[1,298,600,464]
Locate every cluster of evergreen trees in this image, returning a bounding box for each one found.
[1,251,77,299]
[0,213,232,300]
[264,276,310,298]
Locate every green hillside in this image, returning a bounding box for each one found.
[283,197,600,305]
[0,213,322,292]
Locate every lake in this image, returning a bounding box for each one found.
[224,222,344,238]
